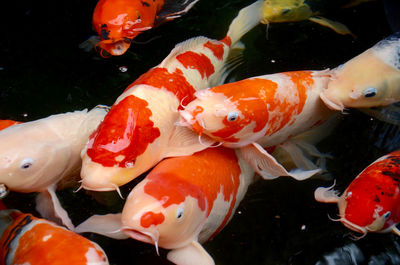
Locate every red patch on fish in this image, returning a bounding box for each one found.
[344,151,400,229]
[203,41,225,60]
[87,95,161,167]
[220,36,232,47]
[128,67,196,108]
[176,51,215,79]
[141,211,165,228]
[0,120,21,130]
[143,147,241,216]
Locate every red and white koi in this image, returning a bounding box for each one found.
[75,147,255,265]
[179,70,336,180]
[80,0,264,192]
[0,208,109,265]
[321,31,400,111]
[315,150,400,237]
[0,120,20,131]
[91,0,200,56]
[0,106,107,229]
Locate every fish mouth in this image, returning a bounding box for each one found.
[320,91,345,111]
[122,227,161,255]
[98,39,131,56]
[341,218,368,238]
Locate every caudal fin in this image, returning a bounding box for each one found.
[225,0,264,46]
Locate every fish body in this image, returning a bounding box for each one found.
[80,0,265,192]
[92,0,199,56]
[179,70,335,180]
[0,209,108,265]
[121,147,255,265]
[321,31,400,110]
[315,150,400,237]
[260,0,363,36]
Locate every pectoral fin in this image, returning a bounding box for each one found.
[309,16,356,38]
[314,181,340,203]
[392,226,400,237]
[240,142,320,180]
[35,184,75,230]
[75,213,129,240]
[164,125,215,157]
[167,241,215,265]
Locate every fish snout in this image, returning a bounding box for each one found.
[320,90,346,111]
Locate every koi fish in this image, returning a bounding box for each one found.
[179,70,335,180]
[0,209,109,265]
[0,120,21,130]
[0,106,107,229]
[314,150,400,237]
[75,147,255,265]
[80,0,265,192]
[260,0,367,37]
[321,31,400,111]
[91,0,200,56]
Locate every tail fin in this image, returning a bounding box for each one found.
[225,0,264,46]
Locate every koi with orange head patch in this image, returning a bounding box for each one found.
[315,150,400,238]
[80,0,265,192]
[0,209,109,265]
[91,0,200,56]
[321,31,400,111]
[179,70,336,180]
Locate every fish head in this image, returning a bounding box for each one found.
[0,125,71,193]
[261,0,313,23]
[121,177,207,250]
[179,87,267,148]
[80,95,162,191]
[338,175,398,235]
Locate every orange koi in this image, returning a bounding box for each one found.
[0,120,21,130]
[75,147,255,265]
[179,70,336,180]
[315,150,400,238]
[0,209,109,265]
[80,1,265,192]
[92,0,200,56]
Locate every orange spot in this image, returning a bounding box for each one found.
[143,147,241,217]
[176,51,215,79]
[87,95,161,167]
[204,41,225,60]
[220,36,232,47]
[190,106,204,134]
[128,67,196,109]
[0,120,20,130]
[0,212,106,265]
[140,211,165,228]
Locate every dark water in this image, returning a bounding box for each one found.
[1,0,400,264]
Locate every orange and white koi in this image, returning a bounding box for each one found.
[91,0,200,56]
[80,0,264,192]
[75,147,255,265]
[0,209,109,265]
[315,150,400,238]
[321,31,400,111]
[179,70,336,180]
[0,106,107,229]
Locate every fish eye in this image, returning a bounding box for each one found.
[383,211,391,219]
[227,111,239,122]
[176,208,184,219]
[19,158,34,170]
[364,87,377,98]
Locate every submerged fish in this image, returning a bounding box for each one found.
[80,0,264,192]
[91,0,200,56]
[76,147,255,265]
[321,31,400,111]
[260,0,369,37]
[0,107,107,229]
[0,209,109,265]
[179,70,335,180]
[315,150,400,237]
[0,120,20,130]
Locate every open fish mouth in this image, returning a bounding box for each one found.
[122,228,157,245]
[341,218,368,239]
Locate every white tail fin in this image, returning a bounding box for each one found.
[226,0,264,46]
